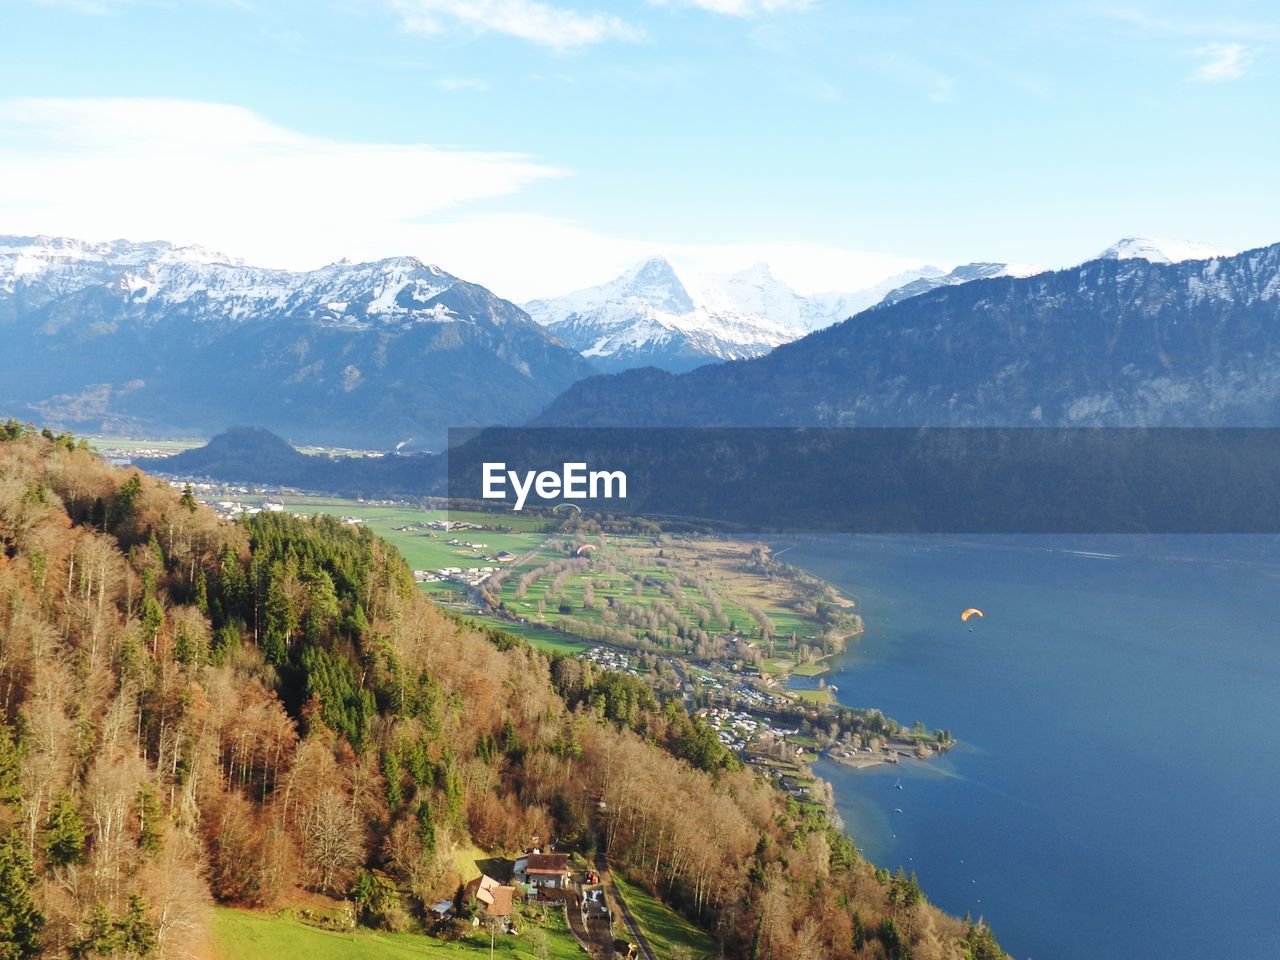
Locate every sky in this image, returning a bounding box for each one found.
[1,0,1277,300]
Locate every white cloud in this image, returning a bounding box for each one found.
[0,96,936,302]
[1191,42,1257,81]
[0,97,563,273]
[389,0,643,48]
[652,0,811,15]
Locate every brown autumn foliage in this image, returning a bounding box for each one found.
[0,425,1006,960]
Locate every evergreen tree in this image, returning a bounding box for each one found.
[68,896,155,959]
[0,830,45,960]
[146,532,165,570]
[304,568,340,644]
[173,622,199,667]
[118,895,157,957]
[140,569,164,648]
[414,798,435,851]
[209,622,240,667]
[193,569,209,614]
[68,903,113,959]
[878,916,909,960]
[43,792,87,867]
[0,724,21,806]
[136,789,163,854]
[262,562,298,666]
[381,749,403,810]
[114,473,143,529]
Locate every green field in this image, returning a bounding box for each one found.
[213,907,584,960]
[467,616,590,654]
[492,534,837,666]
[612,877,715,960]
[270,499,550,575]
[792,688,835,705]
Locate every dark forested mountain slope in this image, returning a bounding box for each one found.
[534,244,1280,428]
[0,236,596,449]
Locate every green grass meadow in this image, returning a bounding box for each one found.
[212,906,585,960]
[612,877,715,960]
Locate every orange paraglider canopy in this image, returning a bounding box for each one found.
[961,608,984,622]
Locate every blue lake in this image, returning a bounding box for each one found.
[780,536,1280,960]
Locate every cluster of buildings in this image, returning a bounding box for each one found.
[578,645,639,677]
[725,679,791,711]
[196,495,362,527]
[411,537,518,587]
[432,851,577,934]
[692,666,789,711]
[414,566,501,587]
[394,518,480,533]
[698,707,799,752]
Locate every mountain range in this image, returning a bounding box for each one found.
[535,242,1280,429]
[523,256,1043,373]
[3,232,1258,456]
[0,235,595,449]
[521,237,1225,374]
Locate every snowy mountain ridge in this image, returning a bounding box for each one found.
[0,234,595,449]
[525,237,1241,373]
[1097,236,1234,265]
[524,256,1043,373]
[0,234,463,328]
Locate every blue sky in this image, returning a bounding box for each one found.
[2,0,1277,298]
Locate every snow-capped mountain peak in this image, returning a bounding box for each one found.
[690,262,817,335]
[525,252,1050,373]
[1097,237,1234,265]
[524,257,798,373]
[617,256,695,313]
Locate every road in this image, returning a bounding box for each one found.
[561,888,614,959]
[597,855,657,960]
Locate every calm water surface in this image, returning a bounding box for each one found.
[780,536,1280,960]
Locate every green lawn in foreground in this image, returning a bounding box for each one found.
[612,877,715,960]
[212,907,582,960]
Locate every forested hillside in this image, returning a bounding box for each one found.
[0,423,1004,960]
